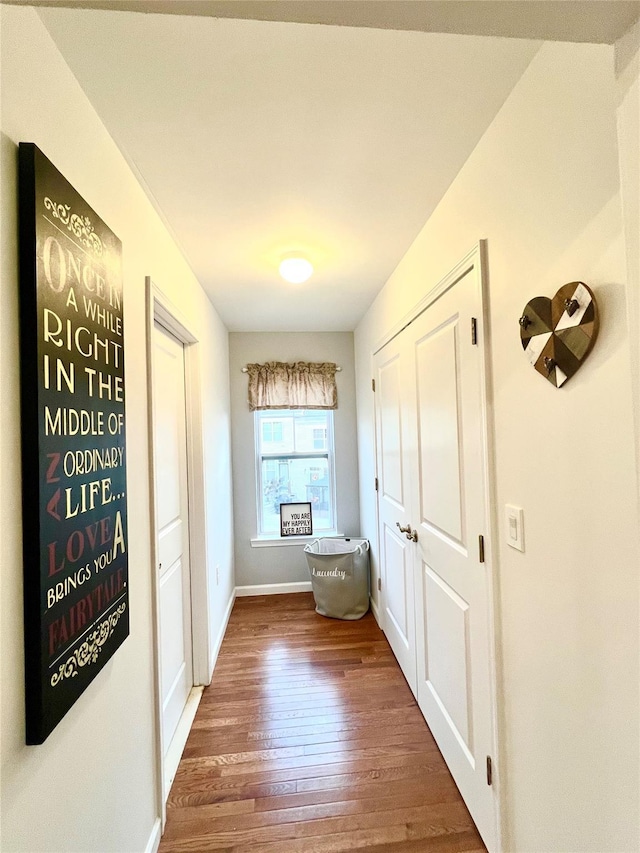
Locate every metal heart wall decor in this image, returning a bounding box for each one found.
[519,282,599,388]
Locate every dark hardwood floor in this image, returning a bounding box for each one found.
[159,593,486,852]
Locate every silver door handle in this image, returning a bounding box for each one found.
[396,522,418,542]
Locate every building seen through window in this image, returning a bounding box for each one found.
[255,409,335,535]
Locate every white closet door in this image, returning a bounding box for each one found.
[374,254,497,850]
[153,322,193,757]
[409,265,497,850]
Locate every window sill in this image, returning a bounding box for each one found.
[250,531,342,548]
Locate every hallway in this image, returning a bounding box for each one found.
[159,593,486,852]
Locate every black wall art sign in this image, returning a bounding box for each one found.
[19,144,129,744]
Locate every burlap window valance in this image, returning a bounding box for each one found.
[246,362,338,410]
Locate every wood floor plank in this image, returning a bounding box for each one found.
[166,799,256,819]
[211,743,442,777]
[202,683,413,705]
[160,593,486,852]
[251,777,461,813]
[159,807,475,851]
[170,752,454,797]
[195,689,414,714]
[191,706,417,732]
[183,723,436,758]
[162,800,472,846]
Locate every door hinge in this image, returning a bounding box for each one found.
[478,534,485,563]
[471,317,478,345]
[372,378,376,392]
[377,577,382,592]
[486,755,493,786]
[374,477,379,491]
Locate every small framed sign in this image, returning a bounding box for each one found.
[280,502,312,537]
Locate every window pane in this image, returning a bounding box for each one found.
[259,415,293,453]
[260,455,331,533]
[292,410,328,452]
[312,428,327,450]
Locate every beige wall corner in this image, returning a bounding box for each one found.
[616,19,640,512]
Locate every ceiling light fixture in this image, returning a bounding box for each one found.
[279,255,313,284]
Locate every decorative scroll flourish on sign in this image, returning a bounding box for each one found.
[50,602,127,686]
[43,196,104,256]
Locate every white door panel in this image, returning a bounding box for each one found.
[159,560,188,689]
[154,383,182,527]
[423,563,472,753]
[374,344,417,696]
[415,317,465,544]
[159,559,190,745]
[378,355,405,507]
[153,323,193,761]
[158,519,184,571]
[383,523,411,644]
[374,253,497,850]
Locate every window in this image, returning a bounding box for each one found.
[312,428,327,450]
[255,409,335,535]
[262,421,284,444]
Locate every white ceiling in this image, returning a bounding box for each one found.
[33,3,636,330]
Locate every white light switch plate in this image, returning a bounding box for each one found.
[505,504,524,552]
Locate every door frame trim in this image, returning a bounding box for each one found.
[372,243,483,357]
[145,277,211,825]
[370,241,503,852]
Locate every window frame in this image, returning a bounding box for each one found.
[253,409,337,539]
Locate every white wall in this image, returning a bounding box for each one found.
[355,41,639,853]
[229,332,360,588]
[616,21,640,507]
[0,7,233,852]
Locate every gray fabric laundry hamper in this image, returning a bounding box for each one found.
[304,538,370,620]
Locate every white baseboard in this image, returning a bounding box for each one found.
[207,589,236,681]
[144,817,162,853]
[370,595,381,626]
[235,581,312,597]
